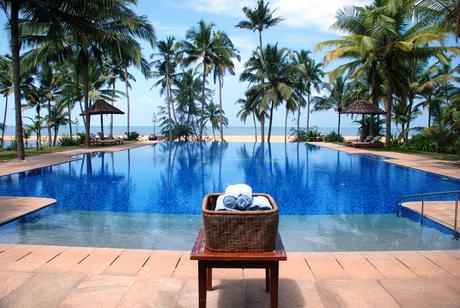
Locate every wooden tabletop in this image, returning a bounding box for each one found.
[190,228,287,261]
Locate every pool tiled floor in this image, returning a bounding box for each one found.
[1,244,460,307]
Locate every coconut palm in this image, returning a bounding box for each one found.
[237,94,258,142]
[24,116,44,149]
[312,76,353,135]
[46,101,69,146]
[179,20,221,140]
[204,101,228,140]
[213,32,240,141]
[0,55,12,149]
[292,50,324,131]
[236,0,283,60]
[152,36,180,140]
[409,0,460,37]
[21,0,155,147]
[241,44,297,142]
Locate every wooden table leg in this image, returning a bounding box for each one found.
[198,261,207,308]
[270,262,279,308]
[206,268,213,291]
[265,268,270,292]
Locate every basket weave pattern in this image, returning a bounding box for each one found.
[202,193,279,252]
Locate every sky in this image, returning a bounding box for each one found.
[0,0,434,130]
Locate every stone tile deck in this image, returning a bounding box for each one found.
[308,142,460,180]
[0,244,460,307]
[402,201,459,232]
[0,197,56,225]
[0,141,159,177]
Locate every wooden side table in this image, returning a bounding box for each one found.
[190,228,287,308]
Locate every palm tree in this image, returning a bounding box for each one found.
[236,0,283,60]
[46,101,69,145]
[153,36,179,140]
[0,55,12,149]
[236,93,258,142]
[236,0,283,141]
[312,76,353,135]
[25,116,44,149]
[213,32,240,141]
[22,0,155,147]
[292,50,323,131]
[180,20,221,140]
[204,101,228,140]
[410,0,460,37]
[241,44,297,142]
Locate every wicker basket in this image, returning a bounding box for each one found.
[202,193,279,252]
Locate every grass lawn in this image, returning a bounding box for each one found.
[0,145,83,163]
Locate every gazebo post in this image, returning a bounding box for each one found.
[100,114,104,140]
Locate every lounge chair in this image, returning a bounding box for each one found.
[350,136,382,148]
[345,135,372,146]
[90,134,123,146]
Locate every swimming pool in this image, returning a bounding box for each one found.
[0,142,459,251]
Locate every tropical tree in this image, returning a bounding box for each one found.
[180,20,221,140]
[173,69,202,135]
[213,32,240,141]
[236,91,259,142]
[312,76,353,135]
[0,55,12,149]
[292,50,323,131]
[241,44,297,142]
[152,36,179,140]
[204,101,228,140]
[46,101,69,145]
[236,0,283,59]
[24,116,44,149]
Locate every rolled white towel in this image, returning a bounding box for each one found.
[247,196,272,211]
[215,195,237,211]
[223,184,253,210]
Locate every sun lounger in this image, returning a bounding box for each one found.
[351,136,382,148]
[90,134,123,146]
[345,135,372,146]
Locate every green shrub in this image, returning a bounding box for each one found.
[124,131,140,141]
[76,133,86,145]
[7,139,17,151]
[58,135,81,146]
[403,126,458,154]
[324,131,344,142]
[290,127,323,142]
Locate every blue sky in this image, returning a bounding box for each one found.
[1,0,433,129]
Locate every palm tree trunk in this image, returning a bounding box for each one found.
[260,115,265,143]
[385,60,393,150]
[258,30,264,61]
[253,111,257,142]
[110,83,115,138]
[1,95,8,149]
[268,101,274,142]
[166,81,173,141]
[405,97,413,144]
[53,126,58,146]
[337,112,341,135]
[428,105,431,127]
[218,76,224,142]
[296,109,300,132]
[306,93,311,131]
[47,100,52,146]
[200,64,206,141]
[82,55,91,147]
[124,66,130,136]
[68,103,72,137]
[11,0,25,159]
[369,60,378,137]
[285,106,288,143]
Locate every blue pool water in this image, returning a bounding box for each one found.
[0,142,459,251]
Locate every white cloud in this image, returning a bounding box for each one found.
[170,0,371,32]
[152,21,187,37]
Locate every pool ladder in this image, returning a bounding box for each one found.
[398,190,460,239]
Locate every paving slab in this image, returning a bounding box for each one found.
[420,250,460,277]
[6,245,65,272]
[303,253,350,280]
[59,275,136,308]
[0,244,41,268]
[0,272,86,308]
[103,249,151,276]
[392,251,451,278]
[70,248,123,275]
[118,277,184,307]
[0,271,34,300]
[363,252,418,279]
[316,280,399,308]
[380,278,460,308]
[334,252,384,279]
[36,247,93,273]
[139,250,181,278]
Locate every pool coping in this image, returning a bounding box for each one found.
[0,197,57,226]
[307,142,460,180]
